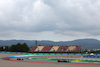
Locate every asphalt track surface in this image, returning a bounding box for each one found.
[0,53,100,67]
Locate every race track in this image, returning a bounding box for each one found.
[1,53,100,67]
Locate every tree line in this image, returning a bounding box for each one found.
[0,43,30,52]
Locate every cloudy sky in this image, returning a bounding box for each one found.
[0,0,100,41]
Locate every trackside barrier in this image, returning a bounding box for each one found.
[69,53,75,55]
[6,52,12,54]
[97,54,100,56]
[27,53,33,54]
[11,52,16,54]
[82,54,89,55]
[0,51,100,56]
[22,53,27,54]
[16,52,22,54]
[1,51,6,53]
[56,53,62,55]
[43,53,49,55]
[38,53,44,55]
[61,53,69,55]
[32,53,36,54]
[75,53,82,55]
[83,56,100,58]
[49,53,56,55]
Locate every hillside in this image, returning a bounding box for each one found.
[0,39,100,49]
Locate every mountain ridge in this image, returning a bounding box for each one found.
[0,39,100,49]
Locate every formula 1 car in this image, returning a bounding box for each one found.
[17,58,23,60]
[57,59,71,63]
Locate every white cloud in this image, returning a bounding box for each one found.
[0,0,100,41]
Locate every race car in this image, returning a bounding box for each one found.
[17,58,23,60]
[57,59,71,63]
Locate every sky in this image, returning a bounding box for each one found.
[0,0,100,41]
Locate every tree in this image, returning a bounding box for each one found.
[0,47,2,51]
[16,43,23,52]
[9,43,30,52]
[0,47,4,51]
[22,43,30,52]
[5,46,9,51]
[10,45,17,52]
